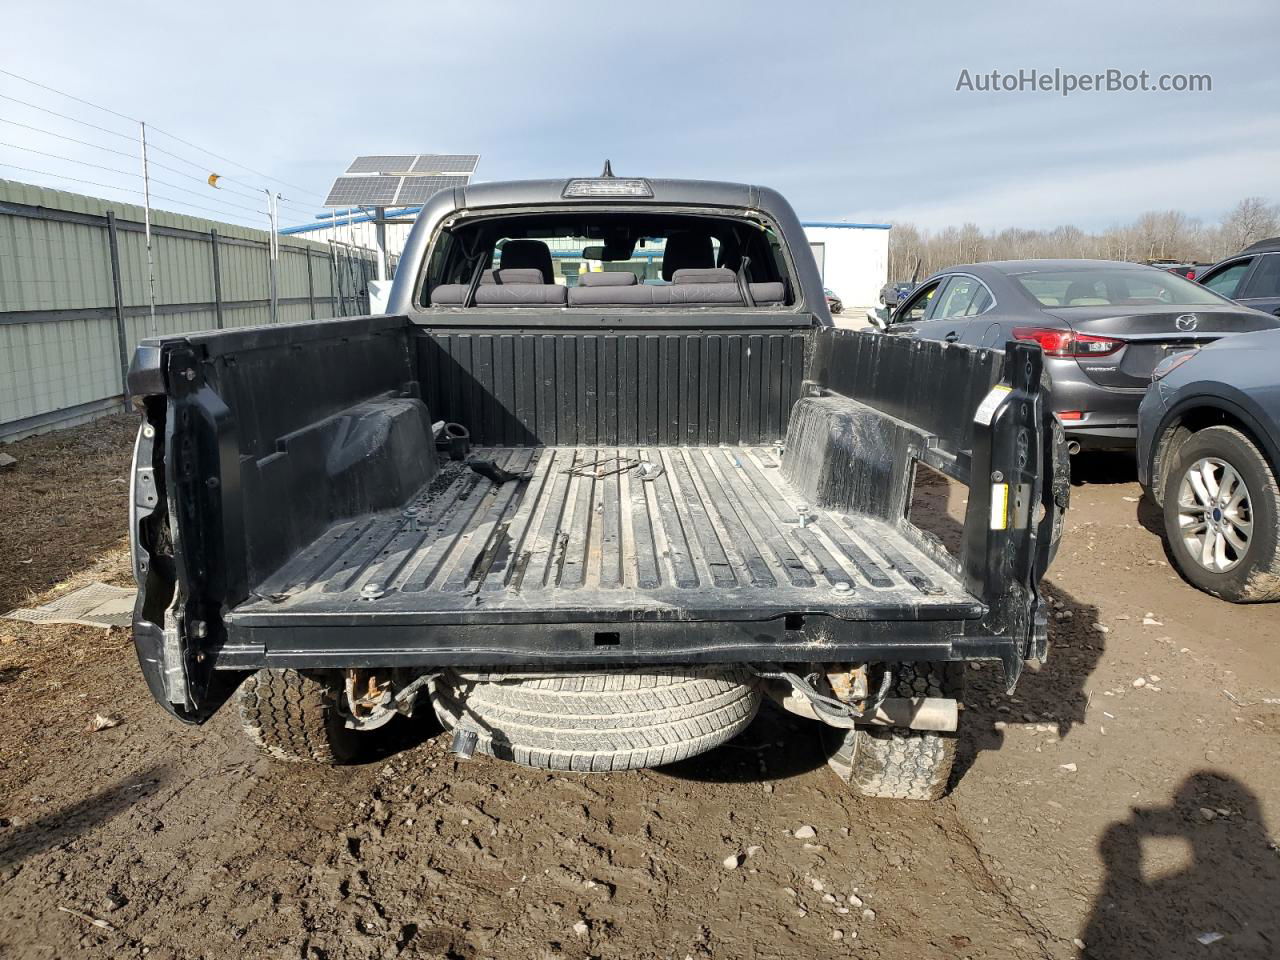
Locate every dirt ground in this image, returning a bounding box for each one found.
[1,416,1278,960]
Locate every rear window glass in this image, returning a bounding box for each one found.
[1015,268,1227,307]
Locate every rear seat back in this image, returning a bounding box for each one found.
[428,237,784,308]
[566,265,784,306]
[430,239,569,305]
[431,266,567,306]
[579,272,637,286]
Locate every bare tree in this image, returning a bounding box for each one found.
[884,198,1277,278]
[1220,197,1279,252]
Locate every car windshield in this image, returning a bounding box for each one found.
[1014,267,1228,307]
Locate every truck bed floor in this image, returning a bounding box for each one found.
[231,446,982,626]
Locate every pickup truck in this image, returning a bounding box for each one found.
[126,173,1068,800]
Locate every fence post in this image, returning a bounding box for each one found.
[210,228,224,329]
[105,211,131,410]
[306,250,315,319]
[329,247,338,317]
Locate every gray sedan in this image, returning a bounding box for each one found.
[881,260,1280,451]
[1137,328,1280,602]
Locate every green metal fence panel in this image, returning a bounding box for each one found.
[0,178,378,440]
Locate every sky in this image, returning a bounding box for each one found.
[1,0,1277,233]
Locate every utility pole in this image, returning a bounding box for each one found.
[374,205,388,281]
[264,189,280,323]
[138,121,157,334]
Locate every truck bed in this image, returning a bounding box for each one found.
[229,445,982,627]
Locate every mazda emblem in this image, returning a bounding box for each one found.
[1175,314,1198,331]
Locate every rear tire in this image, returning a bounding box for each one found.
[238,669,364,764]
[429,666,761,771]
[825,662,963,801]
[1162,425,1280,603]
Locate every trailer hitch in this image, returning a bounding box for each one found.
[751,663,892,724]
[752,664,959,733]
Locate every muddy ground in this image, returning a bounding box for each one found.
[1,416,1277,959]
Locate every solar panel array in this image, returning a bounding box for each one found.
[328,154,480,206]
[345,155,418,174]
[324,175,401,206]
[394,175,471,204]
[410,154,478,174]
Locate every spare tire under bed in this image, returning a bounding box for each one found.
[428,666,762,771]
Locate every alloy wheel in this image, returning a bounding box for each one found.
[1176,457,1253,573]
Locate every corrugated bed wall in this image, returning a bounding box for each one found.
[0,178,380,441]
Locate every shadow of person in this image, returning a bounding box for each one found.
[1079,771,1280,959]
[1069,450,1138,487]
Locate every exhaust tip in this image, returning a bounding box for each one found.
[451,727,479,759]
[1066,440,1082,455]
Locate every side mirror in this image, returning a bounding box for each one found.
[865,308,888,331]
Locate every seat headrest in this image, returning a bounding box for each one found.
[480,268,545,285]
[499,240,554,283]
[579,272,638,287]
[1063,280,1101,304]
[671,268,736,284]
[661,233,715,281]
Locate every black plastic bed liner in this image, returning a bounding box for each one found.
[227,446,983,630]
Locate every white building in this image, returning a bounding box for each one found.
[802,222,890,313]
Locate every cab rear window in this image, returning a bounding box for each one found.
[421,211,796,309]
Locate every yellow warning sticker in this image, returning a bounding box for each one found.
[973,384,1012,425]
[990,482,1009,530]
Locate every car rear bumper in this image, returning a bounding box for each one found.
[1063,421,1138,450]
[1047,358,1144,449]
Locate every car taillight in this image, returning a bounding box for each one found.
[1012,327,1123,357]
[1152,349,1199,381]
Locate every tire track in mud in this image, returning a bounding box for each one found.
[939,803,1062,960]
[2,661,1074,960]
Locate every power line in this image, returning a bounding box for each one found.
[0,96,267,201]
[0,91,135,143]
[0,141,269,217]
[0,115,277,214]
[147,126,328,204]
[0,161,267,221]
[141,139,306,208]
[0,114,137,161]
[0,66,136,124]
[0,67,329,205]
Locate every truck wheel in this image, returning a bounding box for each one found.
[428,666,760,771]
[1163,425,1280,602]
[824,662,963,801]
[238,669,365,764]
